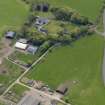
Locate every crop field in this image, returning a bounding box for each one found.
[0,0,28,33]
[26,35,105,105]
[39,0,102,21]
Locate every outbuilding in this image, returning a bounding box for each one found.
[56,84,68,95]
[15,42,28,50]
[27,45,38,54]
[5,31,15,39]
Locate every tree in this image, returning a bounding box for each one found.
[71,12,89,25]
[52,7,74,21]
[71,27,81,40]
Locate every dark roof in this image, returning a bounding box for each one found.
[5,31,15,38]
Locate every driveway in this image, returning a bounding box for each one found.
[0,38,14,64]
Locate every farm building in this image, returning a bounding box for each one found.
[15,42,28,50]
[56,84,68,95]
[15,39,28,50]
[5,31,15,39]
[27,45,38,54]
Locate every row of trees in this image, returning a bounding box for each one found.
[51,7,93,25]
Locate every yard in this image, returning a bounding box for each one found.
[44,20,76,35]
[0,0,29,34]
[0,59,24,94]
[26,34,105,105]
[39,0,102,21]
[9,50,40,65]
[4,84,29,103]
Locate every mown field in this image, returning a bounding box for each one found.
[26,35,105,105]
[38,0,102,21]
[0,0,28,33]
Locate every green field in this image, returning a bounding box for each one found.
[0,59,24,94]
[0,0,28,33]
[39,0,102,21]
[26,35,105,105]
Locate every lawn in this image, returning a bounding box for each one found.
[9,50,40,65]
[0,0,29,33]
[39,0,102,21]
[44,20,76,34]
[26,35,105,105]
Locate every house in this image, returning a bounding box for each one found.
[27,45,38,54]
[5,31,15,39]
[17,93,40,105]
[35,17,49,26]
[15,38,28,50]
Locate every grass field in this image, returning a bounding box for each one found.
[26,35,105,105]
[0,0,28,33]
[39,0,102,21]
[0,59,24,94]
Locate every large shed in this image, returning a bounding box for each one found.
[15,42,28,50]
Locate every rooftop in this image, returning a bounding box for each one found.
[5,31,15,38]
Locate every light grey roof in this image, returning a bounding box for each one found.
[27,45,38,54]
[36,17,49,25]
[17,94,40,105]
[18,38,28,44]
